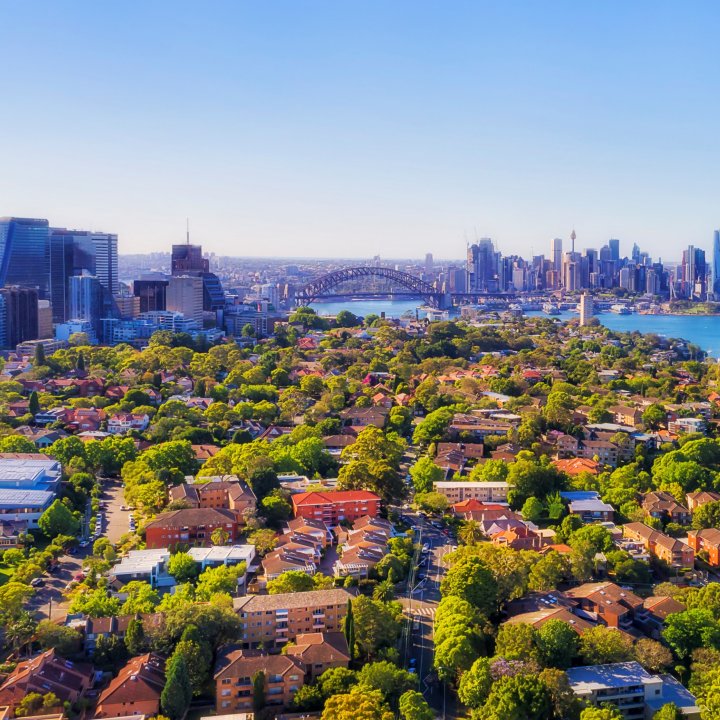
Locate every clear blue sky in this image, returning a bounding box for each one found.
[1,1,719,260]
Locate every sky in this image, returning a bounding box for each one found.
[1,1,720,261]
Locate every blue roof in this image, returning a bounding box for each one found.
[0,488,54,508]
[566,662,654,689]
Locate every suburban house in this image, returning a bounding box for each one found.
[291,490,381,526]
[94,653,165,718]
[107,412,151,434]
[562,491,614,523]
[144,508,239,550]
[233,588,353,648]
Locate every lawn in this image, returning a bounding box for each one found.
[0,564,13,586]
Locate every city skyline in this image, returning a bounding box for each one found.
[3,2,720,257]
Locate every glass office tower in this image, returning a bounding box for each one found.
[0,217,51,298]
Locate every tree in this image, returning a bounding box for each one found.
[414,491,449,514]
[248,528,277,555]
[94,633,129,670]
[318,666,358,698]
[650,703,682,720]
[440,555,498,615]
[539,667,583,720]
[267,570,315,594]
[291,684,324,711]
[494,622,539,661]
[253,670,266,710]
[161,654,193,720]
[344,599,355,659]
[352,596,403,660]
[579,626,634,665]
[413,407,454,444]
[458,657,492,708]
[398,690,433,720]
[5,611,36,654]
[579,708,623,720]
[68,587,122,617]
[195,562,246,600]
[357,661,416,710]
[210,527,230,546]
[321,689,393,720]
[38,499,79,538]
[663,609,720,659]
[34,342,46,367]
[168,552,199,583]
[125,617,147,656]
[691,500,720,530]
[474,674,552,720]
[29,390,41,416]
[260,492,293,527]
[409,456,444,494]
[120,581,160,615]
[634,637,673,673]
[537,619,579,669]
[521,496,545,522]
[36,620,82,656]
[529,550,571,592]
[171,625,213,695]
[0,581,35,622]
[642,403,667,430]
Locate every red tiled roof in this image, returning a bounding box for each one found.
[292,490,380,506]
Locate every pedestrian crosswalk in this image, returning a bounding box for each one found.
[409,607,436,618]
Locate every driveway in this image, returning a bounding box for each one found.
[100,479,129,545]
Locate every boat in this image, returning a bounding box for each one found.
[610,304,631,315]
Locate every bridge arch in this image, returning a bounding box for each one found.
[295,266,445,308]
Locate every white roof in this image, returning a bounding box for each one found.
[188,545,255,564]
[112,548,170,575]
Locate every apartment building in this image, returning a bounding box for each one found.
[433,481,509,504]
[623,522,695,569]
[169,475,257,520]
[564,582,644,630]
[566,662,699,719]
[687,528,720,567]
[94,653,165,718]
[144,507,238,550]
[291,490,380,526]
[214,649,305,712]
[233,588,353,649]
[642,491,691,525]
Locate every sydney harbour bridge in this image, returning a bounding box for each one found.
[294,265,515,310]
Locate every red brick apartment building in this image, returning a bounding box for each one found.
[144,507,238,549]
[291,490,380,526]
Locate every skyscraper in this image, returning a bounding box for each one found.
[551,238,562,274]
[0,287,39,349]
[579,293,593,326]
[467,238,499,292]
[608,238,620,263]
[172,243,208,274]
[134,279,169,313]
[712,230,720,298]
[0,218,51,299]
[50,229,118,321]
[167,275,204,325]
[91,234,119,296]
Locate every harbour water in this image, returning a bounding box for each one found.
[310,300,720,357]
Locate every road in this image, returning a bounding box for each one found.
[26,550,88,622]
[398,512,458,719]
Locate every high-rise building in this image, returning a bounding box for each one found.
[134,279,168,313]
[91,234,119,296]
[172,244,208,274]
[37,300,53,339]
[167,275,204,325]
[551,238,562,273]
[579,293,593,326]
[0,287,39,349]
[608,238,620,263]
[69,275,104,339]
[50,229,118,321]
[425,253,433,275]
[0,218,51,299]
[467,238,499,292]
[712,230,720,298]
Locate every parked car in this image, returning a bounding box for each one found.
[30,577,44,587]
